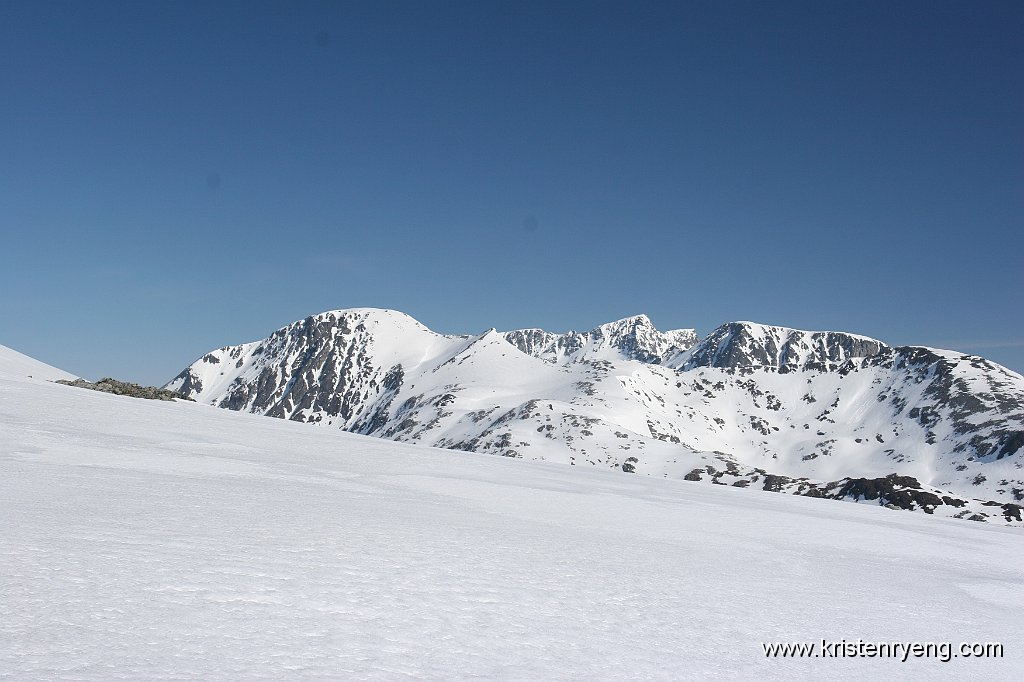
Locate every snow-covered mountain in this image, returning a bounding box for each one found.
[6,350,1023,679]
[166,308,1024,524]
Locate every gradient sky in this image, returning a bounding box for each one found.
[2,0,1022,385]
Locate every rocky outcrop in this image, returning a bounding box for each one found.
[57,378,193,401]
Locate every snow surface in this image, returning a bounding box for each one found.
[0,343,77,382]
[2,367,1023,679]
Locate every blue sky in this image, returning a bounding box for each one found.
[1,0,1021,384]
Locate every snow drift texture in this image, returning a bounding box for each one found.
[167,308,1024,524]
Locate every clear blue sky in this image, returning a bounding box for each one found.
[2,0,1021,385]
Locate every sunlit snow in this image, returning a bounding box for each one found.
[1,348,1021,679]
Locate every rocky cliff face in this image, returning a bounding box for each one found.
[166,308,1024,525]
[678,321,886,371]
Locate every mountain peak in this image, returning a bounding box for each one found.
[678,321,888,371]
[595,313,655,330]
[501,314,697,364]
[308,308,433,331]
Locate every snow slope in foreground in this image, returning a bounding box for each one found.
[0,343,76,382]
[1,373,1022,680]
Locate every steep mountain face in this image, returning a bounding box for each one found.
[166,308,1024,525]
[678,321,886,371]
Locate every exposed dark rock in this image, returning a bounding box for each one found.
[167,368,203,397]
[57,378,193,402]
[762,474,791,492]
[829,474,943,512]
[996,431,1024,459]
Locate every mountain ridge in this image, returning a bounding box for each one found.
[165,308,1024,524]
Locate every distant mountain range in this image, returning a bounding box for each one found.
[166,308,1024,524]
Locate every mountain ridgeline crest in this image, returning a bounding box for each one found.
[166,308,1024,524]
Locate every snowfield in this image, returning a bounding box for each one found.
[1,348,1022,680]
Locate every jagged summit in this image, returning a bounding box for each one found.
[677,321,887,371]
[312,307,423,321]
[504,314,698,365]
[262,309,697,360]
[165,307,1024,525]
[293,308,444,338]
